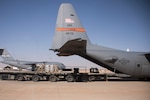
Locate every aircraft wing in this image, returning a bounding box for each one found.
[20,61,44,65]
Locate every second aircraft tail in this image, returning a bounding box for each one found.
[0,49,15,61]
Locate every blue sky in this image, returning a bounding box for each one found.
[0,0,150,68]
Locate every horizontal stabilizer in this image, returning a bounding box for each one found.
[56,39,86,56]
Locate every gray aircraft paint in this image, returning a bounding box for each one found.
[51,3,150,78]
[0,49,65,70]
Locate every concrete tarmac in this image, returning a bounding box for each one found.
[0,80,150,100]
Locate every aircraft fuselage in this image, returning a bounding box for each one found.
[86,48,150,77]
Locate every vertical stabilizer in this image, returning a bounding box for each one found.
[51,3,90,51]
[0,49,14,61]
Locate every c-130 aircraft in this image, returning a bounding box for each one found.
[51,3,150,78]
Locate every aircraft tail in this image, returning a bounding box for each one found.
[0,49,15,61]
[51,3,91,56]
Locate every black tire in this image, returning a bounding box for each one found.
[89,76,96,82]
[66,75,74,82]
[104,75,108,81]
[32,75,40,82]
[49,75,57,82]
[17,74,24,81]
[1,74,9,80]
[81,75,88,82]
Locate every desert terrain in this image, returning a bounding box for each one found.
[0,80,149,100]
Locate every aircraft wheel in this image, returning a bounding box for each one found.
[49,75,57,82]
[32,75,40,82]
[17,74,24,81]
[66,75,74,82]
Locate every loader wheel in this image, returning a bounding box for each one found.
[17,74,24,81]
[89,76,96,82]
[81,75,88,82]
[32,75,40,82]
[49,75,57,82]
[66,75,74,82]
